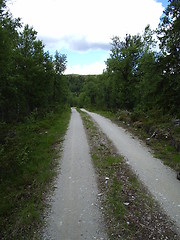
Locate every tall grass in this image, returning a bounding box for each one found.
[0,107,71,239]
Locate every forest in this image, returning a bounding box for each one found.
[0,0,180,238]
[0,0,68,123]
[1,0,180,123]
[67,1,180,117]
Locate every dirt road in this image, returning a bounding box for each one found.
[43,108,107,240]
[82,109,180,234]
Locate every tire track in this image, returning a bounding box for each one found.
[42,108,107,240]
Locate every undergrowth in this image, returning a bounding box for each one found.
[0,107,71,239]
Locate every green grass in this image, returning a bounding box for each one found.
[153,140,180,169]
[107,178,126,218]
[0,107,71,239]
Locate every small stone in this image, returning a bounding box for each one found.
[98,193,103,196]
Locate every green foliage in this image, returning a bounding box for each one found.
[0,1,21,121]
[66,74,105,108]
[0,2,70,237]
[66,74,86,107]
[66,74,85,95]
[105,34,143,110]
[53,52,68,104]
[0,2,68,122]
[76,2,180,118]
[0,107,71,239]
[157,0,180,114]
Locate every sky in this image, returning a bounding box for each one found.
[7,0,169,75]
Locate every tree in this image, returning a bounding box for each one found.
[158,0,180,67]
[137,51,162,111]
[53,51,67,104]
[158,0,180,114]
[0,0,68,122]
[0,0,21,121]
[135,25,163,112]
[77,76,96,107]
[105,34,143,110]
[54,51,67,74]
[14,25,48,115]
[66,74,86,107]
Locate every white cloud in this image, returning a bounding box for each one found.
[7,0,164,74]
[8,0,164,48]
[65,61,106,75]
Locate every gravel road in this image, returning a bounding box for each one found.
[82,109,180,234]
[42,108,107,240]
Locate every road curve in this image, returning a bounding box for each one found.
[82,109,180,234]
[43,108,107,240]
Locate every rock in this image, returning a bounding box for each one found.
[151,131,157,138]
[105,177,109,184]
[146,138,151,144]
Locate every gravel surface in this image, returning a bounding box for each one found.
[41,108,179,240]
[42,108,108,240]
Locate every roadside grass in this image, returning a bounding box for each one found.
[80,110,178,239]
[0,107,71,239]
[91,109,180,172]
